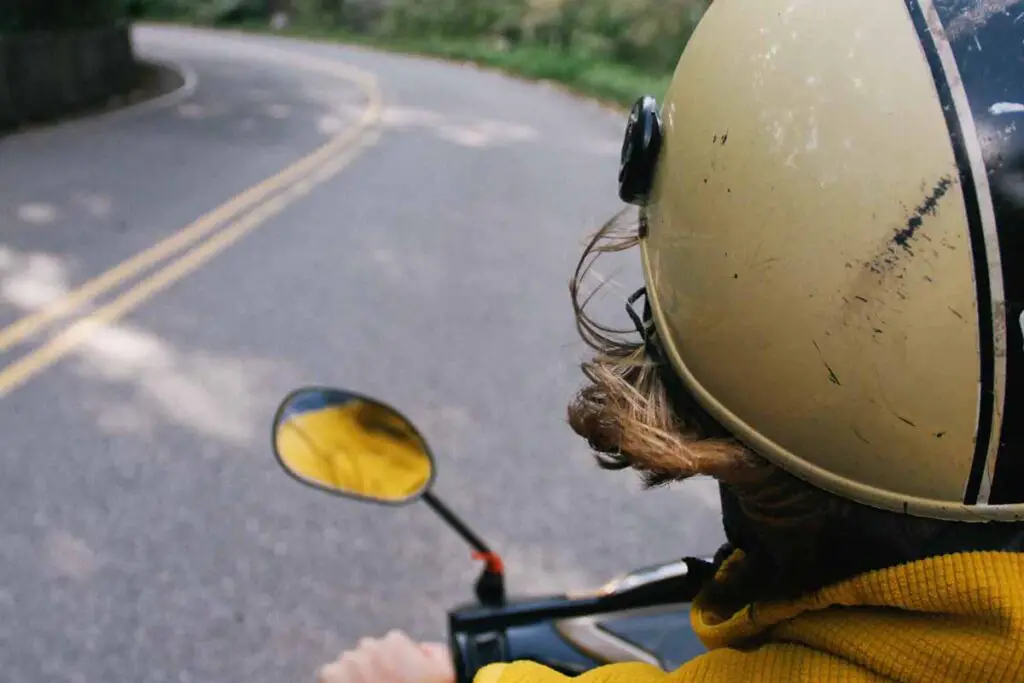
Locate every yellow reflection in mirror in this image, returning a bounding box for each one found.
[274,389,433,503]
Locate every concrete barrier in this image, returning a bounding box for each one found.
[0,25,138,132]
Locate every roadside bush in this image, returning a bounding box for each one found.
[127,0,709,75]
[126,0,267,24]
[125,0,707,104]
[319,0,710,73]
[0,0,128,31]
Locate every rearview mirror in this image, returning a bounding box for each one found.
[272,387,435,505]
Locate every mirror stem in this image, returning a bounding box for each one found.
[422,491,506,606]
[422,491,493,554]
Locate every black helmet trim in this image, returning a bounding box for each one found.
[892,0,1022,505]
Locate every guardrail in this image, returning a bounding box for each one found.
[0,25,138,131]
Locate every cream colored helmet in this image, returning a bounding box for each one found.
[618,0,1024,522]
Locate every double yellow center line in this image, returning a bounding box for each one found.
[0,43,384,398]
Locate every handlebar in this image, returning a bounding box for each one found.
[450,557,713,682]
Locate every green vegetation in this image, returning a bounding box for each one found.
[129,0,710,107]
[242,23,673,107]
[0,0,128,31]
[125,0,267,24]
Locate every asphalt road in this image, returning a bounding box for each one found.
[0,25,725,683]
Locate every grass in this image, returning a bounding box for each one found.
[165,18,672,110]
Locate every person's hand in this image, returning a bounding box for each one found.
[317,630,455,683]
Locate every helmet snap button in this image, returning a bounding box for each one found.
[619,95,663,206]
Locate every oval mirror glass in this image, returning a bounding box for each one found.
[272,387,435,505]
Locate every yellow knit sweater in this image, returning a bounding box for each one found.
[477,551,1024,682]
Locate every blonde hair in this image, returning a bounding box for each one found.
[567,211,801,501]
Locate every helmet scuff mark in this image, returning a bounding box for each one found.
[892,175,956,253]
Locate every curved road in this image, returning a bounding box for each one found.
[0,26,724,682]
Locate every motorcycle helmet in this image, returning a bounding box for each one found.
[618,0,1024,521]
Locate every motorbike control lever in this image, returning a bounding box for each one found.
[449,556,713,682]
